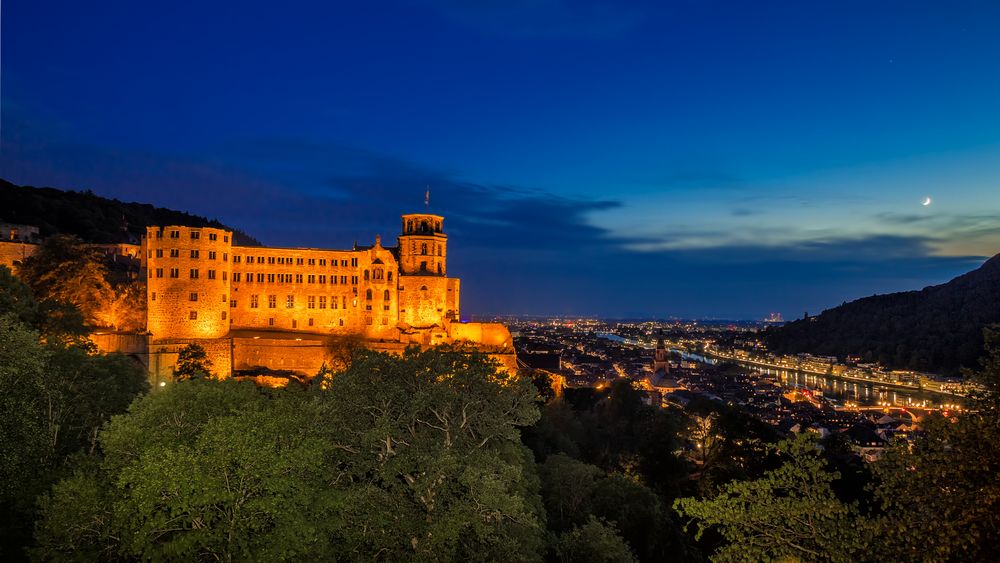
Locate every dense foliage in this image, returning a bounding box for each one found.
[0,273,148,560]
[765,254,1000,374]
[0,179,260,245]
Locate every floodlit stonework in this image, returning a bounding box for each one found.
[141,212,515,381]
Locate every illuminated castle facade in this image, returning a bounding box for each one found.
[140,212,514,381]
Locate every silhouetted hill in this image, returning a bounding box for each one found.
[0,179,260,245]
[764,254,1000,375]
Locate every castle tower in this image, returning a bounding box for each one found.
[145,226,233,340]
[398,213,447,276]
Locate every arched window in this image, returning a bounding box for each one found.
[421,243,427,255]
[420,220,429,232]
[437,263,442,274]
[406,220,413,233]
[383,289,390,300]
[364,270,370,281]
[365,289,373,300]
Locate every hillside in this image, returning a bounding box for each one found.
[764,253,1000,376]
[0,179,260,245]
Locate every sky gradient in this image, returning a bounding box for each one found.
[3,0,1000,318]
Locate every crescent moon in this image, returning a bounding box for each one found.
[922,197,932,206]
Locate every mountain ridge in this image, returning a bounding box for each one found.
[0,179,260,246]
[764,253,1000,376]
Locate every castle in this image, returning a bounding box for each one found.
[4,212,516,382]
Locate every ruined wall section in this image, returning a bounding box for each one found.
[0,241,37,270]
[145,226,233,340]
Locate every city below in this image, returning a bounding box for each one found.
[506,316,972,463]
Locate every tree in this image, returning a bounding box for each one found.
[35,380,342,561]
[319,347,545,561]
[869,326,1000,561]
[15,235,113,325]
[674,433,870,562]
[0,315,51,559]
[554,517,637,563]
[0,265,87,341]
[173,343,213,380]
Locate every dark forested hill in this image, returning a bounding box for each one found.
[0,180,260,245]
[764,254,1000,376]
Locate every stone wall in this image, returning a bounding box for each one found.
[146,226,233,340]
[0,241,36,270]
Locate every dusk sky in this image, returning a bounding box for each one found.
[3,0,999,319]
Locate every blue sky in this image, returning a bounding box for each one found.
[3,0,999,318]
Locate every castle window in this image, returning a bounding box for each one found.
[297,258,304,265]
[269,257,276,264]
[257,256,264,264]
[292,320,297,328]
[319,259,326,266]
[342,260,348,267]
[156,249,163,258]
[267,274,275,283]
[250,295,259,308]
[268,295,277,308]
[269,317,275,326]
[286,295,294,308]
[421,243,428,255]
[365,316,373,325]
[156,230,163,239]
[224,235,229,243]
[308,296,315,309]
[156,268,163,278]
[331,297,337,309]
[437,247,441,256]
[189,311,198,320]
[170,230,179,238]
[190,249,200,259]
[388,272,393,282]
[365,289,372,300]
[221,311,227,320]
[307,275,315,283]
[383,289,390,300]
[366,304,372,311]
[222,272,227,281]
[420,261,427,272]
[223,253,228,262]
[233,273,241,282]
[278,257,284,265]
[208,251,216,260]
[151,292,156,301]
[319,296,327,309]
[230,299,236,308]
[308,258,315,266]
[351,258,358,267]
[221,294,227,302]
[406,220,413,232]
[384,305,390,311]
[191,231,200,240]
[190,269,199,279]
[381,316,388,324]
[373,268,383,280]
[341,275,347,284]
[295,274,303,283]
[170,249,179,258]
[257,273,264,282]
[318,275,326,284]
[437,263,442,275]
[351,276,358,285]
[352,298,357,307]
[234,256,241,264]
[209,233,217,241]
[207,270,216,280]
[170,268,179,278]
[189,292,198,302]
[339,319,344,326]
[364,270,370,281]
[308,318,314,327]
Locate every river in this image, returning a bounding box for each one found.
[597,332,963,408]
